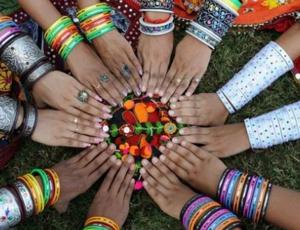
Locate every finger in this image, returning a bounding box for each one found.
[110,155,134,194]
[93,82,118,107]
[147,66,160,97]
[73,81,103,103]
[158,149,189,178]
[120,61,141,96]
[104,79,125,106]
[86,144,116,173]
[118,164,135,198]
[137,49,144,67]
[68,107,101,123]
[73,99,112,120]
[168,108,202,118]
[126,46,143,76]
[166,142,198,165]
[143,180,167,205]
[179,127,210,136]
[169,100,203,110]
[172,135,210,145]
[89,155,116,182]
[159,145,193,171]
[59,137,91,148]
[185,76,201,97]
[162,73,185,104]
[181,141,209,160]
[77,142,109,168]
[154,64,168,95]
[68,123,109,139]
[170,77,192,103]
[141,61,150,93]
[140,168,169,196]
[64,130,103,144]
[111,65,132,94]
[66,112,102,128]
[151,157,179,184]
[67,146,94,164]
[174,116,206,126]
[160,67,176,102]
[100,159,122,192]
[124,179,135,204]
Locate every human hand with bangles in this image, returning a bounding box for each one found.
[77,0,143,97]
[137,12,174,96]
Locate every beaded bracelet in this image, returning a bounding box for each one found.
[244,100,300,149]
[180,194,241,230]
[217,41,294,114]
[139,15,174,36]
[85,217,120,230]
[140,0,174,13]
[77,3,116,42]
[217,169,272,223]
[45,16,84,61]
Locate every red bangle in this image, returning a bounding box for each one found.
[52,26,78,51]
[143,14,171,24]
[81,15,111,32]
[80,13,110,28]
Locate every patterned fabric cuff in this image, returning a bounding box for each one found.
[217,90,235,114]
[245,100,300,149]
[140,0,173,13]
[219,42,294,112]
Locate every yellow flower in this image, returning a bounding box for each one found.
[0,63,13,92]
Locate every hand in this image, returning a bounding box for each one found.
[32,71,112,122]
[159,141,227,196]
[138,32,173,96]
[172,124,250,158]
[87,155,135,227]
[93,30,142,96]
[67,42,127,106]
[160,35,212,104]
[32,109,109,147]
[53,143,116,213]
[168,93,229,126]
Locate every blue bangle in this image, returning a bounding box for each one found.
[0,21,17,31]
[208,211,236,230]
[249,176,263,220]
[225,171,242,209]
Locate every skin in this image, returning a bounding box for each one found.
[173,124,250,158]
[51,143,116,213]
[32,71,112,122]
[158,141,300,229]
[31,110,109,148]
[138,12,174,97]
[160,35,212,104]
[18,0,126,106]
[87,155,135,227]
[78,0,143,96]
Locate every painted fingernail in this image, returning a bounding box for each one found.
[94,138,103,143]
[148,93,153,98]
[167,142,173,148]
[103,106,111,113]
[168,110,175,116]
[161,98,167,104]
[123,91,128,97]
[94,118,102,122]
[82,143,91,148]
[172,137,179,143]
[170,103,176,109]
[95,123,102,128]
[136,89,141,96]
[140,168,146,174]
[142,86,146,92]
[109,144,116,150]
[159,146,165,151]
[179,129,184,135]
[116,160,122,166]
[152,157,158,164]
[143,181,148,187]
[154,89,159,94]
[159,91,163,97]
[176,117,182,123]
[104,113,113,119]
[101,142,107,147]
[110,155,117,161]
[159,155,166,161]
[95,96,103,102]
[141,159,149,166]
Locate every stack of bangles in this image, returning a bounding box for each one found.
[45,16,84,61]
[139,0,174,36]
[217,169,272,224]
[0,16,54,89]
[84,216,120,230]
[0,168,60,229]
[77,3,116,42]
[180,194,241,230]
[186,0,242,49]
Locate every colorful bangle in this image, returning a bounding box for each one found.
[31,169,51,206]
[13,180,34,218]
[85,217,120,230]
[59,33,84,60]
[143,13,171,24]
[140,0,174,13]
[139,16,174,36]
[44,169,61,206]
[77,3,111,21]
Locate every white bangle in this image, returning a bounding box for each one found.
[219,42,294,113]
[139,16,174,36]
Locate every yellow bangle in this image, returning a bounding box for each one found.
[85,216,120,230]
[221,0,239,12]
[45,16,70,38]
[25,174,45,213]
[77,3,107,17]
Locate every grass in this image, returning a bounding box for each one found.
[1,28,300,230]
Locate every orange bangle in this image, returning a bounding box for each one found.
[81,15,111,32]
[0,16,13,23]
[80,13,110,28]
[25,174,45,213]
[85,216,120,230]
[254,180,269,223]
[45,169,61,206]
[144,14,171,24]
[216,217,240,230]
[189,202,220,230]
[233,173,248,213]
[18,176,39,214]
[52,27,78,51]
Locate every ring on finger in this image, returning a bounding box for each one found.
[176,78,182,83]
[121,64,132,79]
[73,117,78,124]
[77,90,89,103]
[99,74,110,83]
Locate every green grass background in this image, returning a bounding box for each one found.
[0,26,300,229]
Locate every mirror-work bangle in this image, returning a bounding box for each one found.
[139,16,174,36]
[140,0,174,13]
[0,96,18,135]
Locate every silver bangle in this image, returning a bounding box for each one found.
[0,35,46,78]
[22,103,38,137]
[24,62,54,89]
[0,96,18,134]
[0,188,22,228]
[14,180,34,218]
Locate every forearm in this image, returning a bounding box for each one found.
[277,23,300,61]
[78,0,100,8]
[265,185,300,229]
[17,0,62,29]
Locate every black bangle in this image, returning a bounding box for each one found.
[196,206,221,229]
[261,182,272,221]
[239,175,251,216]
[217,168,230,199]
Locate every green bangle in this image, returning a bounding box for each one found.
[45,19,73,45]
[60,35,84,60]
[86,24,115,42]
[31,168,51,206]
[231,0,242,9]
[83,226,110,230]
[78,6,111,22]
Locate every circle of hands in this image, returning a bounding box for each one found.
[32,30,251,224]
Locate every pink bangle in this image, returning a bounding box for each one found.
[220,170,236,204]
[243,176,257,217]
[202,208,228,230]
[0,27,21,45]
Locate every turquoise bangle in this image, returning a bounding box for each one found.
[86,24,115,42]
[31,168,51,206]
[83,226,110,230]
[78,7,111,22]
[60,35,84,60]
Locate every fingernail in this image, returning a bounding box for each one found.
[100,132,110,138]
[159,155,166,161]
[179,129,184,135]
[172,137,179,143]
[181,141,187,146]
[104,113,113,119]
[94,118,102,122]
[152,157,158,164]
[167,142,173,148]
[168,110,175,116]
[141,159,149,166]
[94,138,103,143]
[142,86,146,92]
[176,117,182,123]
[186,92,192,97]
[95,123,102,128]
[159,91,163,97]
[116,160,122,166]
[179,96,185,101]
[170,103,176,109]
[110,155,117,161]
[148,93,153,98]
[140,168,146,174]
[95,96,103,102]
[136,89,141,96]
[143,181,148,187]
[109,144,116,150]
[161,98,167,104]
[128,88,132,93]
[130,164,135,170]
[101,142,107,147]
[112,102,117,107]
[159,146,165,151]
[139,68,143,76]
[123,91,128,97]
[82,143,91,148]
[103,106,111,113]
[170,97,177,103]
[154,89,159,94]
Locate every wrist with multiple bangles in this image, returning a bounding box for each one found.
[83,216,120,230]
[186,0,242,49]
[139,0,174,36]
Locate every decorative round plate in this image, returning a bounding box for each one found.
[101,94,184,190]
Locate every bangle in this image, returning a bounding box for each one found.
[77,3,111,21]
[13,180,34,218]
[6,185,25,221]
[0,96,18,135]
[59,33,84,60]
[18,102,38,138]
[85,217,120,230]
[139,16,174,36]
[44,169,61,206]
[24,62,54,89]
[143,14,171,24]
[31,169,51,206]
[140,0,174,13]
